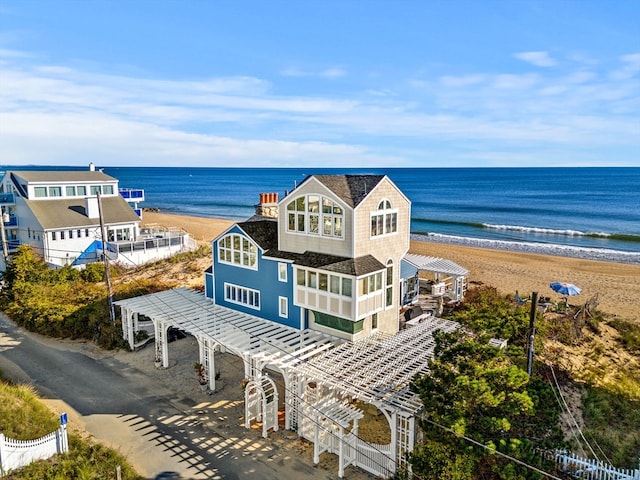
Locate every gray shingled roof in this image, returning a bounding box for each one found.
[308,175,385,208]
[25,196,140,230]
[9,170,116,184]
[237,219,278,250]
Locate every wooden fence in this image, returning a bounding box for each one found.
[0,414,69,476]
[553,450,640,480]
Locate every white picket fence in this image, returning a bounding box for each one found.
[0,414,69,476]
[553,450,640,480]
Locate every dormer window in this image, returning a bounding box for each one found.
[218,233,258,270]
[371,199,398,237]
[287,194,343,238]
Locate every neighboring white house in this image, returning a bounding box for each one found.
[0,164,194,270]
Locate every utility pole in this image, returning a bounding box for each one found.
[97,192,115,324]
[0,206,9,264]
[526,291,538,376]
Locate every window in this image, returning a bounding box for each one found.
[34,187,47,198]
[85,228,89,237]
[358,272,383,296]
[77,229,82,238]
[296,268,353,298]
[68,230,73,239]
[386,260,394,307]
[224,283,260,310]
[108,228,131,242]
[372,313,378,330]
[371,199,398,237]
[51,232,56,241]
[28,228,31,238]
[103,185,114,194]
[218,233,258,269]
[279,296,288,318]
[77,186,87,196]
[66,186,76,196]
[60,231,65,240]
[286,194,344,238]
[330,275,340,294]
[342,278,352,297]
[90,186,101,195]
[278,263,288,282]
[48,187,62,197]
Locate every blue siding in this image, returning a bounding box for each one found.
[205,272,214,300]
[212,227,299,329]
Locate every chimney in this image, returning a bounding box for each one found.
[89,162,95,172]
[255,192,279,218]
[85,196,100,219]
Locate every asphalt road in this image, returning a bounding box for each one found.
[0,312,350,480]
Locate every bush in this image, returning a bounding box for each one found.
[608,318,640,353]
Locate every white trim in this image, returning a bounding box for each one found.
[279,296,288,318]
[224,282,261,310]
[278,262,288,282]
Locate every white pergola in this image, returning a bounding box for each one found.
[404,253,469,301]
[114,288,458,478]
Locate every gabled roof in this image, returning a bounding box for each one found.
[8,170,116,184]
[25,196,140,230]
[309,174,386,208]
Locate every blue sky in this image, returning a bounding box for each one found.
[1,1,638,168]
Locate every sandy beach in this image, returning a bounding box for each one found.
[142,211,640,323]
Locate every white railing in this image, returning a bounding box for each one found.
[0,414,69,476]
[351,437,394,478]
[553,450,640,480]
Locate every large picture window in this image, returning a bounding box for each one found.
[218,233,258,269]
[371,199,397,237]
[286,194,344,238]
[224,283,260,310]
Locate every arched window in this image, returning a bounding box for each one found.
[218,233,258,269]
[371,199,398,237]
[286,194,344,238]
[386,259,394,307]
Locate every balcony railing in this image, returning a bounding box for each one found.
[0,193,15,204]
[3,214,18,227]
[119,188,145,201]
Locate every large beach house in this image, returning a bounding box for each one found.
[206,174,411,340]
[0,165,193,270]
[116,173,469,478]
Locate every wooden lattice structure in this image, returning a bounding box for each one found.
[115,288,458,478]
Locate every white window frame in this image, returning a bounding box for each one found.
[218,233,258,270]
[278,262,288,282]
[371,199,398,238]
[224,282,260,310]
[286,194,344,238]
[279,296,288,318]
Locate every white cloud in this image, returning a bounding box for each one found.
[1,47,638,167]
[280,66,346,78]
[514,51,557,67]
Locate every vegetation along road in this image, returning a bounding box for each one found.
[0,312,343,480]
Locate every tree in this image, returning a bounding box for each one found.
[410,330,563,479]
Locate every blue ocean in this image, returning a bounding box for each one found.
[4,166,640,264]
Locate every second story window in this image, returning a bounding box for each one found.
[371,200,398,237]
[48,187,62,197]
[218,233,258,270]
[286,194,344,238]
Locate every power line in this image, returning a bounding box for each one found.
[420,417,564,480]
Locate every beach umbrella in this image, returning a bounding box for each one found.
[549,282,581,296]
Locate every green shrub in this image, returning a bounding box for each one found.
[608,318,640,353]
